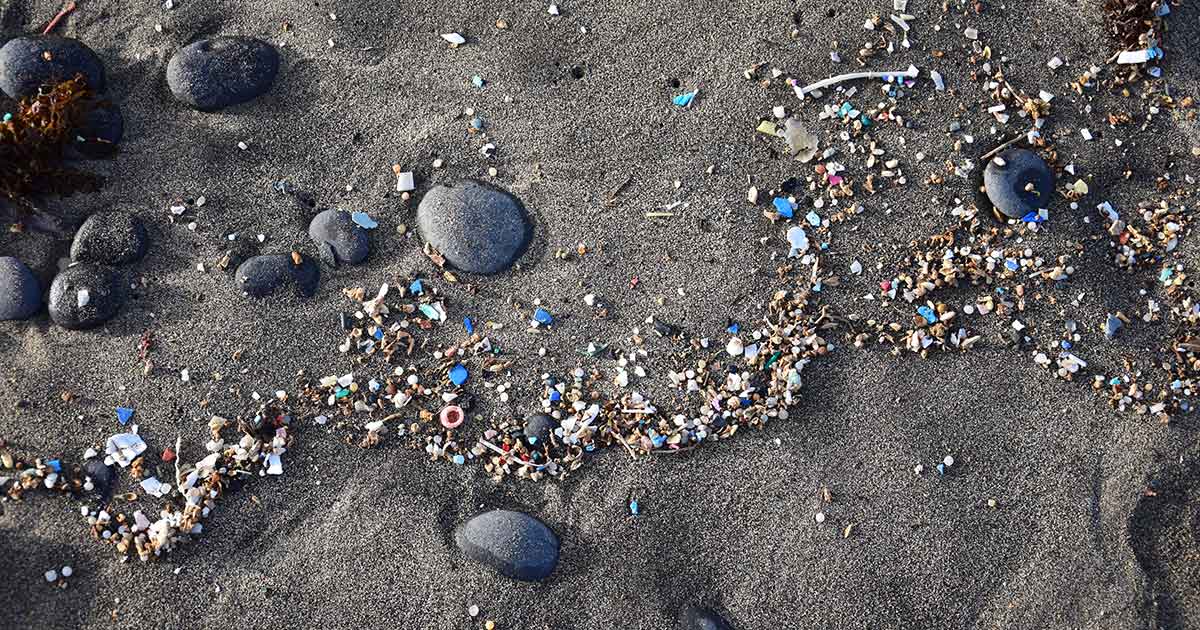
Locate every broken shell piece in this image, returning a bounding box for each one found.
[440,405,465,429]
[781,118,817,163]
[440,32,466,45]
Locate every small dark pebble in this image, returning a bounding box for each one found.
[70,101,124,158]
[235,253,319,298]
[166,36,280,111]
[82,459,115,500]
[523,413,557,446]
[47,264,124,330]
[455,509,559,582]
[70,211,147,265]
[0,35,105,99]
[417,180,533,275]
[653,320,680,338]
[983,148,1054,219]
[0,257,42,321]
[679,606,735,630]
[308,209,369,267]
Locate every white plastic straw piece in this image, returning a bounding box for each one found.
[795,65,919,99]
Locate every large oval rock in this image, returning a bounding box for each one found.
[235,253,319,298]
[0,257,42,320]
[71,211,147,265]
[417,180,533,275]
[308,209,368,267]
[47,264,123,330]
[0,35,105,99]
[166,37,280,111]
[983,148,1054,219]
[679,606,735,630]
[455,510,559,582]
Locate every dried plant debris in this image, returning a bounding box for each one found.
[0,75,103,210]
[1103,0,1167,50]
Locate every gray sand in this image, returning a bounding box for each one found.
[3,0,1200,628]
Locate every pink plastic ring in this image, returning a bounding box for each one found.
[440,405,464,429]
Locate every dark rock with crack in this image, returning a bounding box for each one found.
[166,36,280,111]
[308,209,369,267]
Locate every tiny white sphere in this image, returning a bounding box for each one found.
[61,566,73,578]
[943,455,955,467]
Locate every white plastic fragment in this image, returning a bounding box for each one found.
[440,32,466,45]
[786,226,809,256]
[795,65,918,99]
[104,433,147,468]
[930,70,945,91]
[76,289,90,308]
[395,171,415,192]
[1117,49,1153,65]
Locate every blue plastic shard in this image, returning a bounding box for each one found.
[534,308,554,326]
[806,211,821,227]
[464,317,474,334]
[673,90,698,107]
[471,75,485,88]
[917,305,937,325]
[629,499,639,516]
[351,211,378,229]
[449,363,469,386]
[727,322,740,334]
[48,459,62,472]
[117,407,135,426]
[1021,210,1045,224]
[410,279,423,295]
[772,197,795,219]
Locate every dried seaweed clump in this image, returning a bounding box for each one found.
[1102,0,1167,49]
[0,75,102,209]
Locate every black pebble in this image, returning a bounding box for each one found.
[235,253,319,298]
[308,209,369,267]
[0,257,42,321]
[82,459,115,500]
[0,35,105,99]
[455,510,560,582]
[47,264,124,330]
[983,148,1054,219]
[70,211,147,265]
[523,413,557,446]
[166,36,280,111]
[71,101,124,158]
[416,180,533,275]
[679,606,735,630]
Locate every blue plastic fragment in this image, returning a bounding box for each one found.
[410,279,423,295]
[805,211,821,227]
[838,102,853,117]
[727,322,740,334]
[48,459,62,472]
[672,90,698,107]
[470,117,484,130]
[471,75,485,88]
[534,308,553,326]
[917,305,937,325]
[2,113,11,123]
[116,407,135,426]
[449,363,469,386]
[1021,211,1045,224]
[1160,268,1174,283]
[936,463,946,476]
[1110,376,1122,386]
[351,211,378,229]
[1004,259,1019,272]
[772,197,795,219]
[1061,341,1072,350]
[651,434,666,448]
[452,454,466,465]
[629,499,639,516]
[464,317,474,334]
[373,328,384,340]
[1148,67,1162,78]
[549,390,562,402]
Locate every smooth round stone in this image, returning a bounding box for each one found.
[679,606,734,630]
[72,101,124,158]
[417,180,533,275]
[523,413,556,446]
[166,37,280,111]
[70,211,147,265]
[455,510,559,582]
[47,264,123,330]
[308,209,368,267]
[983,148,1054,219]
[0,35,105,99]
[0,257,42,320]
[82,459,115,500]
[235,253,319,298]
